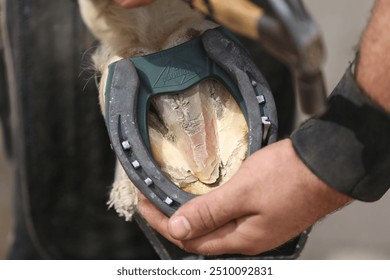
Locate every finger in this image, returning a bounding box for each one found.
[180,220,249,255]
[137,194,188,248]
[138,195,263,255]
[113,0,155,9]
[137,193,169,233]
[167,165,257,240]
[178,215,273,256]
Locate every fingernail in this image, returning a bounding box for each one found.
[168,216,191,240]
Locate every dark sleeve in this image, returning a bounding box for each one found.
[291,65,390,202]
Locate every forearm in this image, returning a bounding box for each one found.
[356,0,390,112]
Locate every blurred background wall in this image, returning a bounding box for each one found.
[1,0,388,259]
[0,128,11,259]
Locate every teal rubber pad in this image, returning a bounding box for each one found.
[106,28,253,151]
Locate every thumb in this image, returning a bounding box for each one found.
[167,166,255,240]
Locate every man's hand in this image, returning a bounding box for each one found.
[137,139,352,255]
[113,0,155,9]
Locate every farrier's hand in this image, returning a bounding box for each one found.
[137,139,352,255]
[113,0,155,9]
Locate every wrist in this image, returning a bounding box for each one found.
[280,139,352,216]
